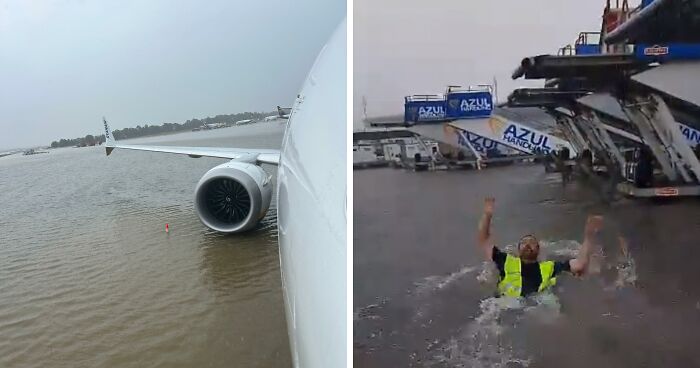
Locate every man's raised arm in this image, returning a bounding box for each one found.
[477,197,496,260]
[570,215,604,275]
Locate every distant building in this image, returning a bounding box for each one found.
[353,129,439,164]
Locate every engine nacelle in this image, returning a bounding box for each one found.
[194,161,273,233]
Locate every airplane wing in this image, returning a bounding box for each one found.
[102,118,280,165]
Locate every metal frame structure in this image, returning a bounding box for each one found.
[506,0,700,198]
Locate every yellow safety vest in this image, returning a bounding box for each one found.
[497,254,557,297]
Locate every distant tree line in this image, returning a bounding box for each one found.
[50,111,272,148]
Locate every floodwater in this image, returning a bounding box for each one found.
[354,164,700,367]
[0,123,291,367]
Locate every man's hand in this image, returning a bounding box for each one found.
[483,197,495,216]
[584,215,604,238]
[571,215,604,275]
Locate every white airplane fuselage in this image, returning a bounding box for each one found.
[276,19,346,367]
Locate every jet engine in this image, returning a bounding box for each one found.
[194,161,272,233]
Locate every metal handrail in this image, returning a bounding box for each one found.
[558,44,575,56]
[445,85,492,95]
[405,84,494,103]
[576,32,602,46]
[404,94,443,102]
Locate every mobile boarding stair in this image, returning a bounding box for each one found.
[510,0,700,197]
[506,88,623,185]
[402,85,576,170]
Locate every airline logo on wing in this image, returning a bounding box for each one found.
[103,118,111,140]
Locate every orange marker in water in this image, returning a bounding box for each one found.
[165,223,169,233]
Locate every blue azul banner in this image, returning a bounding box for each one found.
[634,43,700,62]
[404,100,447,123]
[455,129,505,157]
[500,123,554,154]
[679,122,700,147]
[445,91,493,119]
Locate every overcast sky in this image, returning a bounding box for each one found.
[354,0,638,128]
[0,0,344,149]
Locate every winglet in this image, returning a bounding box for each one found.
[103,117,115,156]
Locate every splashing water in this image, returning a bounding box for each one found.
[410,266,482,324]
[404,239,638,366]
[477,261,498,284]
[422,239,632,367]
[613,237,637,288]
[413,266,480,296]
[430,294,558,368]
[614,256,636,288]
[429,292,564,367]
[542,239,610,275]
[354,297,391,322]
[606,238,637,290]
[541,239,583,258]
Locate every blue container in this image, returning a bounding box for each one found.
[575,44,601,55]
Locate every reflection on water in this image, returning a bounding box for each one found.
[354,166,700,368]
[0,124,291,367]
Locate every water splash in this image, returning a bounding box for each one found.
[420,240,592,367]
[354,297,390,322]
[405,238,638,367]
[607,237,637,289]
[429,292,565,367]
[543,238,638,289]
[476,263,497,285]
[430,296,545,368]
[542,239,612,275]
[410,266,482,324]
[413,266,480,296]
[613,256,636,288]
[541,239,582,258]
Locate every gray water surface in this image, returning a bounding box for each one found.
[354,165,700,367]
[0,123,291,368]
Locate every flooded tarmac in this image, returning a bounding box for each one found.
[0,123,291,367]
[354,165,700,367]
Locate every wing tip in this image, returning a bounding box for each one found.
[103,117,115,145]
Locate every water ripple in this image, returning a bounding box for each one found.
[0,127,290,367]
